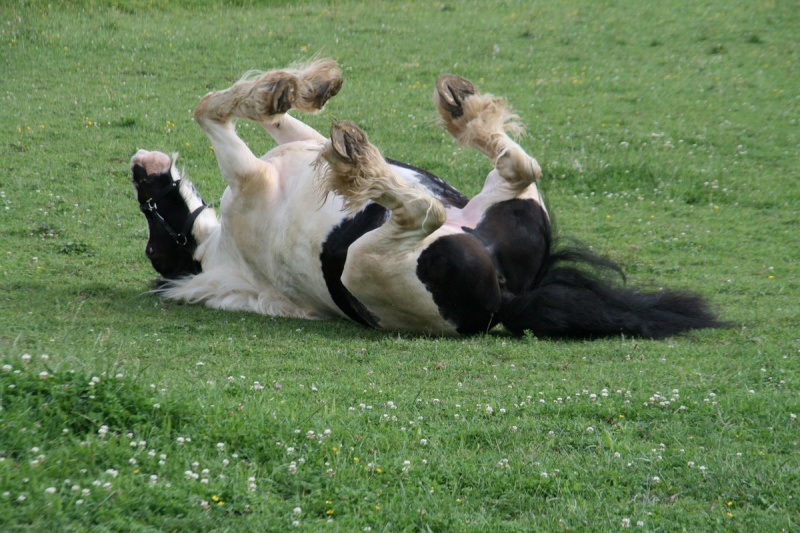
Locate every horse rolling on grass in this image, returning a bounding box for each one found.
[130,59,725,338]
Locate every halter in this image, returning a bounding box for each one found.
[139,180,207,248]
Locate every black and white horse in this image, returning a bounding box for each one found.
[131,59,724,338]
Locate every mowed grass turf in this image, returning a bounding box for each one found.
[1,1,798,531]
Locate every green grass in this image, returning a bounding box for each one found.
[1,0,798,531]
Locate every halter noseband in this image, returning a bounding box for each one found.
[139,179,207,248]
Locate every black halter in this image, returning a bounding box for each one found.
[139,180,207,248]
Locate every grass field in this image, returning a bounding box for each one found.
[1,0,798,531]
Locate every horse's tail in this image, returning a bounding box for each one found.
[498,243,727,339]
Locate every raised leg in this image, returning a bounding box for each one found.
[319,121,470,334]
[434,75,541,194]
[320,120,446,236]
[193,59,343,193]
[257,59,343,144]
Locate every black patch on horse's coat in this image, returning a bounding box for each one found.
[386,158,469,209]
[133,164,202,280]
[465,198,552,294]
[320,203,387,327]
[416,198,550,335]
[416,233,503,335]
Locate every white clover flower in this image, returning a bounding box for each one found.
[21,354,32,364]
[586,426,595,433]
[217,442,225,452]
[45,487,56,495]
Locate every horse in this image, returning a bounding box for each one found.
[130,58,724,338]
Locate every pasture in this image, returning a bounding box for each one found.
[1,0,798,530]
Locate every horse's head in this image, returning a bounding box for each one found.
[130,150,204,280]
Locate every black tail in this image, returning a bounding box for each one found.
[499,244,727,339]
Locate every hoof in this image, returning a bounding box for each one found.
[329,120,368,163]
[312,77,343,109]
[435,74,477,119]
[266,76,297,115]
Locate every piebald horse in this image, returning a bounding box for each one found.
[131,59,724,338]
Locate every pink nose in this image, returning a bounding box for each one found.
[131,150,172,177]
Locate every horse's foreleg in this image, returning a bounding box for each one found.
[196,59,342,147]
[320,120,446,236]
[434,75,541,194]
[258,59,342,144]
[193,72,299,193]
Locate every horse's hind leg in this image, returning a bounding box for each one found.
[320,120,446,236]
[434,75,541,195]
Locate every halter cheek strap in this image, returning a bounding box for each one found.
[139,180,207,248]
